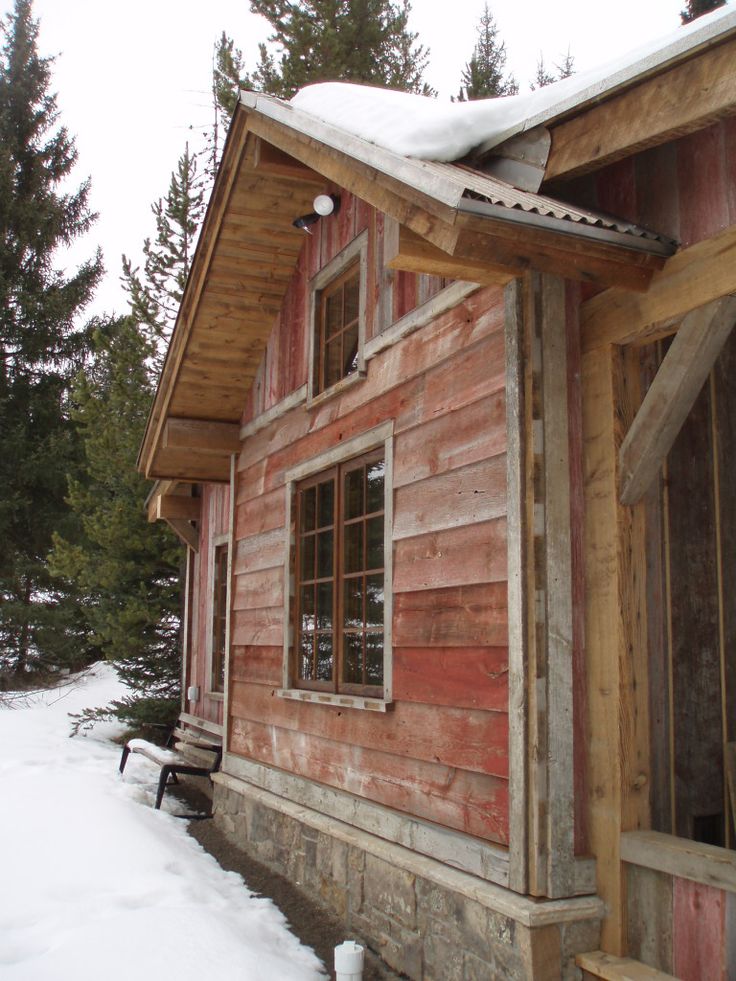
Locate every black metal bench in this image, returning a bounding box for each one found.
[119,728,222,810]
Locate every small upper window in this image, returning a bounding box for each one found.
[313,265,361,395]
[308,231,367,402]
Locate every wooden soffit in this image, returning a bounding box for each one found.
[138,108,326,483]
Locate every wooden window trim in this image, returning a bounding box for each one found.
[207,532,230,696]
[280,422,394,709]
[307,231,368,404]
[293,449,385,697]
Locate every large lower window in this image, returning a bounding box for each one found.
[294,450,385,696]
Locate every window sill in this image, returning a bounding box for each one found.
[307,369,366,409]
[276,688,392,712]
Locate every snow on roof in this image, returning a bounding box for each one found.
[290,4,736,163]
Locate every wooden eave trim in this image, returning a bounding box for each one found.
[545,34,736,182]
[138,107,250,479]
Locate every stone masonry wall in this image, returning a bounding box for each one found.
[213,781,600,980]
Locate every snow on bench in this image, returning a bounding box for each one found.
[119,728,222,810]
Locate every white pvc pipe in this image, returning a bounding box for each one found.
[334,940,364,981]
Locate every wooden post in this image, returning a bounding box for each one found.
[506,272,576,899]
[581,343,651,952]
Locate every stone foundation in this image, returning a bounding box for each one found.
[212,772,602,980]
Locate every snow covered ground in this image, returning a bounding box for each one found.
[0,664,325,980]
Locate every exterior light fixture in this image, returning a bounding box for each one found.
[292,194,341,232]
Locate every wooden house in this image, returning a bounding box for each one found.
[139,10,736,978]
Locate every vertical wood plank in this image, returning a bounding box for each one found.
[505,276,529,895]
[582,342,650,953]
[626,865,674,973]
[673,878,727,981]
[542,273,575,898]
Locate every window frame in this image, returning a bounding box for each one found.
[280,422,394,710]
[307,231,368,404]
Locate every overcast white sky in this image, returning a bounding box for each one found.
[0,0,705,315]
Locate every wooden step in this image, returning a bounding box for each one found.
[577,951,677,980]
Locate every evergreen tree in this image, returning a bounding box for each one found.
[50,318,183,731]
[531,48,574,90]
[121,144,205,371]
[0,0,102,680]
[246,0,429,99]
[456,3,518,101]
[681,0,725,23]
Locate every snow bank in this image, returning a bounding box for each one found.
[290,4,736,161]
[0,665,324,981]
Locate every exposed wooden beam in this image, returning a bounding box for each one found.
[383,220,517,286]
[619,295,736,506]
[162,418,241,455]
[164,518,199,551]
[546,35,736,181]
[582,224,736,352]
[454,215,662,293]
[154,495,201,523]
[149,450,232,483]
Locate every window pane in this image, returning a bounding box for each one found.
[366,516,383,570]
[344,273,360,324]
[300,486,316,532]
[324,337,342,388]
[342,322,359,377]
[366,633,383,685]
[344,467,364,520]
[316,634,333,681]
[344,576,363,628]
[366,574,383,628]
[316,580,333,630]
[317,479,334,529]
[317,529,333,578]
[366,460,385,515]
[343,632,363,685]
[300,585,315,633]
[299,633,313,680]
[300,534,315,581]
[344,522,363,574]
[325,290,343,339]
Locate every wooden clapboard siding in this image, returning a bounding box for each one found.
[227,198,511,848]
[393,582,508,649]
[393,456,507,540]
[391,392,506,489]
[392,518,508,592]
[230,679,509,778]
[393,646,508,712]
[229,714,509,843]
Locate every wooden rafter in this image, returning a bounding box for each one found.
[546,35,736,182]
[619,295,736,506]
[383,221,516,286]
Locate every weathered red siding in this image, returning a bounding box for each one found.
[228,195,511,846]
